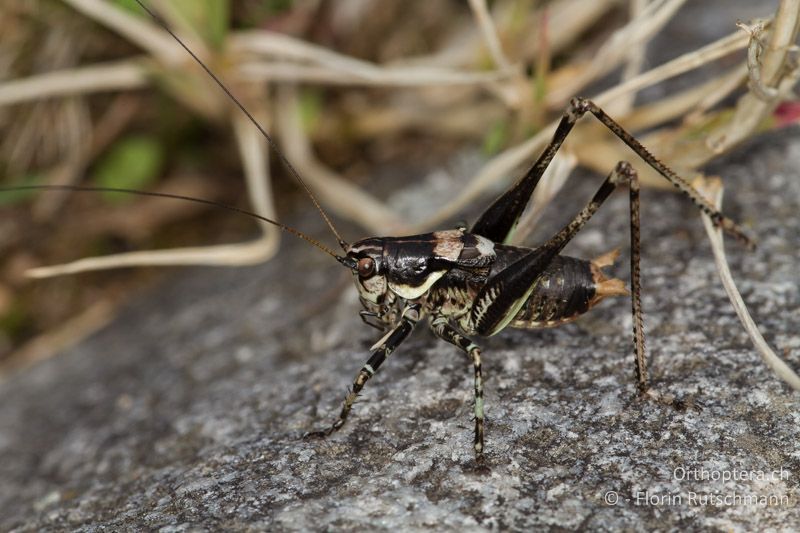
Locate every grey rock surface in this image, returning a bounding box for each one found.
[1,126,799,531]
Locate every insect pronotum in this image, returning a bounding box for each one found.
[4,0,755,459]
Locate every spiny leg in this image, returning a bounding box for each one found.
[539,163,688,407]
[306,304,421,438]
[589,167,647,395]
[471,161,688,402]
[430,316,485,457]
[626,172,695,409]
[629,171,647,393]
[571,98,754,249]
[470,98,753,249]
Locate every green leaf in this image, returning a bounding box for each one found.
[482,120,509,155]
[265,0,295,15]
[170,0,230,49]
[111,0,144,16]
[241,0,295,26]
[91,135,165,202]
[299,89,323,133]
[0,302,29,339]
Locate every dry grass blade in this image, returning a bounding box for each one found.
[232,30,514,88]
[611,66,745,133]
[275,87,406,235]
[738,21,780,101]
[26,104,280,279]
[26,240,278,278]
[410,124,554,233]
[708,0,800,151]
[547,0,688,107]
[237,62,512,87]
[395,0,617,73]
[609,0,648,116]
[468,0,512,70]
[231,103,279,243]
[0,59,148,106]
[694,176,800,391]
[584,24,751,107]
[231,30,398,76]
[517,0,622,63]
[64,0,183,63]
[573,67,748,188]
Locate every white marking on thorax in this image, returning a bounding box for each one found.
[389,270,446,299]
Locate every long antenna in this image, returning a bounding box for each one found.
[133,0,349,250]
[1,185,356,267]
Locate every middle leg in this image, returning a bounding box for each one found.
[430,316,486,457]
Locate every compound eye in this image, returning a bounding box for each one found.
[357,257,375,278]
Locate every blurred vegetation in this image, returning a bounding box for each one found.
[0,0,797,373]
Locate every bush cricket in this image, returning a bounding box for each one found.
[2,0,756,459]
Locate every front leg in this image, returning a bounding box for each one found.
[306,304,421,438]
[430,316,485,458]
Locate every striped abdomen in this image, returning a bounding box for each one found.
[490,245,629,329]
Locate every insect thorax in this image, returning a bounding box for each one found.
[349,229,494,328]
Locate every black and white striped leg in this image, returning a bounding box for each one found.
[430,316,485,458]
[306,304,421,438]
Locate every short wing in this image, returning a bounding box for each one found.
[470,246,559,336]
